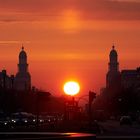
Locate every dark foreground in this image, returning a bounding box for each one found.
[0,132,95,140]
[1,132,140,140]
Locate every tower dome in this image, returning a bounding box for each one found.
[110,45,117,57]
[19,47,27,59]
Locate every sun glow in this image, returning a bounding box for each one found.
[63,81,80,96]
[62,10,80,31]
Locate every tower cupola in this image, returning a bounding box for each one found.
[106,45,121,88]
[15,45,31,91]
[109,45,119,72]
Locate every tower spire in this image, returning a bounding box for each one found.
[112,44,115,50]
[22,44,24,51]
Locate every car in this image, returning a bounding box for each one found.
[0,117,10,128]
[10,112,36,126]
[120,116,132,125]
[0,112,11,128]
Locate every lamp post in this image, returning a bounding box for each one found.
[88,91,96,130]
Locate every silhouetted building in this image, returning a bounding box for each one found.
[121,67,140,89]
[14,47,31,91]
[0,70,13,89]
[106,46,121,89]
[106,46,140,91]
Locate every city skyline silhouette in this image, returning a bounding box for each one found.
[0,45,139,96]
[0,0,140,137]
[0,0,139,96]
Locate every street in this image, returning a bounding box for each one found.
[98,120,140,136]
[0,132,96,140]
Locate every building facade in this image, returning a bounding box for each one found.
[121,68,140,89]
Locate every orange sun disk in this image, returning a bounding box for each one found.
[63,81,80,96]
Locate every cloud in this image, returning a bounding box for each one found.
[110,0,140,2]
[0,41,30,44]
[73,0,140,20]
[0,0,139,21]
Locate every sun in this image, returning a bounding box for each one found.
[63,81,80,96]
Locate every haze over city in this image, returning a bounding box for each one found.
[0,0,140,96]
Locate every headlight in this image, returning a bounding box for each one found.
[39,119,43,122]
[12,120,16,123]
[24,120,28,123]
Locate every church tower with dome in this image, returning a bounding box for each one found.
[106,46,121,89]
[14,46,31,91]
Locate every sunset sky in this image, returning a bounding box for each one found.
[0,0,140,96]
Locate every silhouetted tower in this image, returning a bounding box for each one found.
[14,46,31,91]
[109,46,119,72]
[106,46,121,88]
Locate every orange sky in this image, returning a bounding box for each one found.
[0,0,140,96]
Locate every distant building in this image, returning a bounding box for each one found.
[106,46,121,89]
[121,68,140,89]
[106,46,140,90]
[14,47,31,91]
[0,70,14,89]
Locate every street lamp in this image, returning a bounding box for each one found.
[88,91,96,129]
